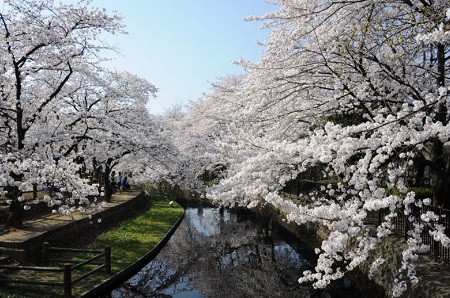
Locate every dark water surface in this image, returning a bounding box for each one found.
[112,208,379,298]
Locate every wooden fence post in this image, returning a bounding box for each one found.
[64,264,72,297]
[33,184,37,200]
[105,246,111,274]
[42,242,49,265]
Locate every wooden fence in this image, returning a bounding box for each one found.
[0,242,111,297]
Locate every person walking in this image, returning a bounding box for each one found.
[121,176,128,192]
[117,172,123,193]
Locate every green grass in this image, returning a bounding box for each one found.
[0,199,184,298]
[92,200,183,272]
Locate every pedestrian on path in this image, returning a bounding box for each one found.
[117,172,123,193]
[121,176,128,192]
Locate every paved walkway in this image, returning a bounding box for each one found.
[0,190,140,251]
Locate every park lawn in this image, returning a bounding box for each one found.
[91,200,184,272]
[0,199,184,298]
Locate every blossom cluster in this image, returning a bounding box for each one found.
[173,1,450,297]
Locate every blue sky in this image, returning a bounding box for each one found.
[92,0,277,114]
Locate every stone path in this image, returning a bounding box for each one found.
[0,190,140,262]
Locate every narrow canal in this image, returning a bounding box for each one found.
[112,207,383,298]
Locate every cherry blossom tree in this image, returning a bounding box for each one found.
[0,0,126,226]
[27,66,167,200]
[100,98,182,197]
[179,1,450,296]
[164,75,248,186]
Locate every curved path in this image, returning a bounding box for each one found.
[0,190,141,263]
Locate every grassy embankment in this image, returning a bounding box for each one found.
[0,198,184,298]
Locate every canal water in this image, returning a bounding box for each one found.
[112,207,382,298]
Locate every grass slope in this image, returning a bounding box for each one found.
[0,199,184,298]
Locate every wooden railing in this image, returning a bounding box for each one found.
[0,242,111,297]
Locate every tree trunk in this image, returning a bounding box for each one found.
[414,160,426,187]
[429,141,450,208]
[103,159,114,202]
[431,43,450,208]
[103,169,112,202]
[433,177,450,209]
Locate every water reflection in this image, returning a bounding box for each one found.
[112,208,358,298]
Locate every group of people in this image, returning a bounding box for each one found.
[110,171,130,193]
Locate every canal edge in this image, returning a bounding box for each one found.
[78,207,186,298]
